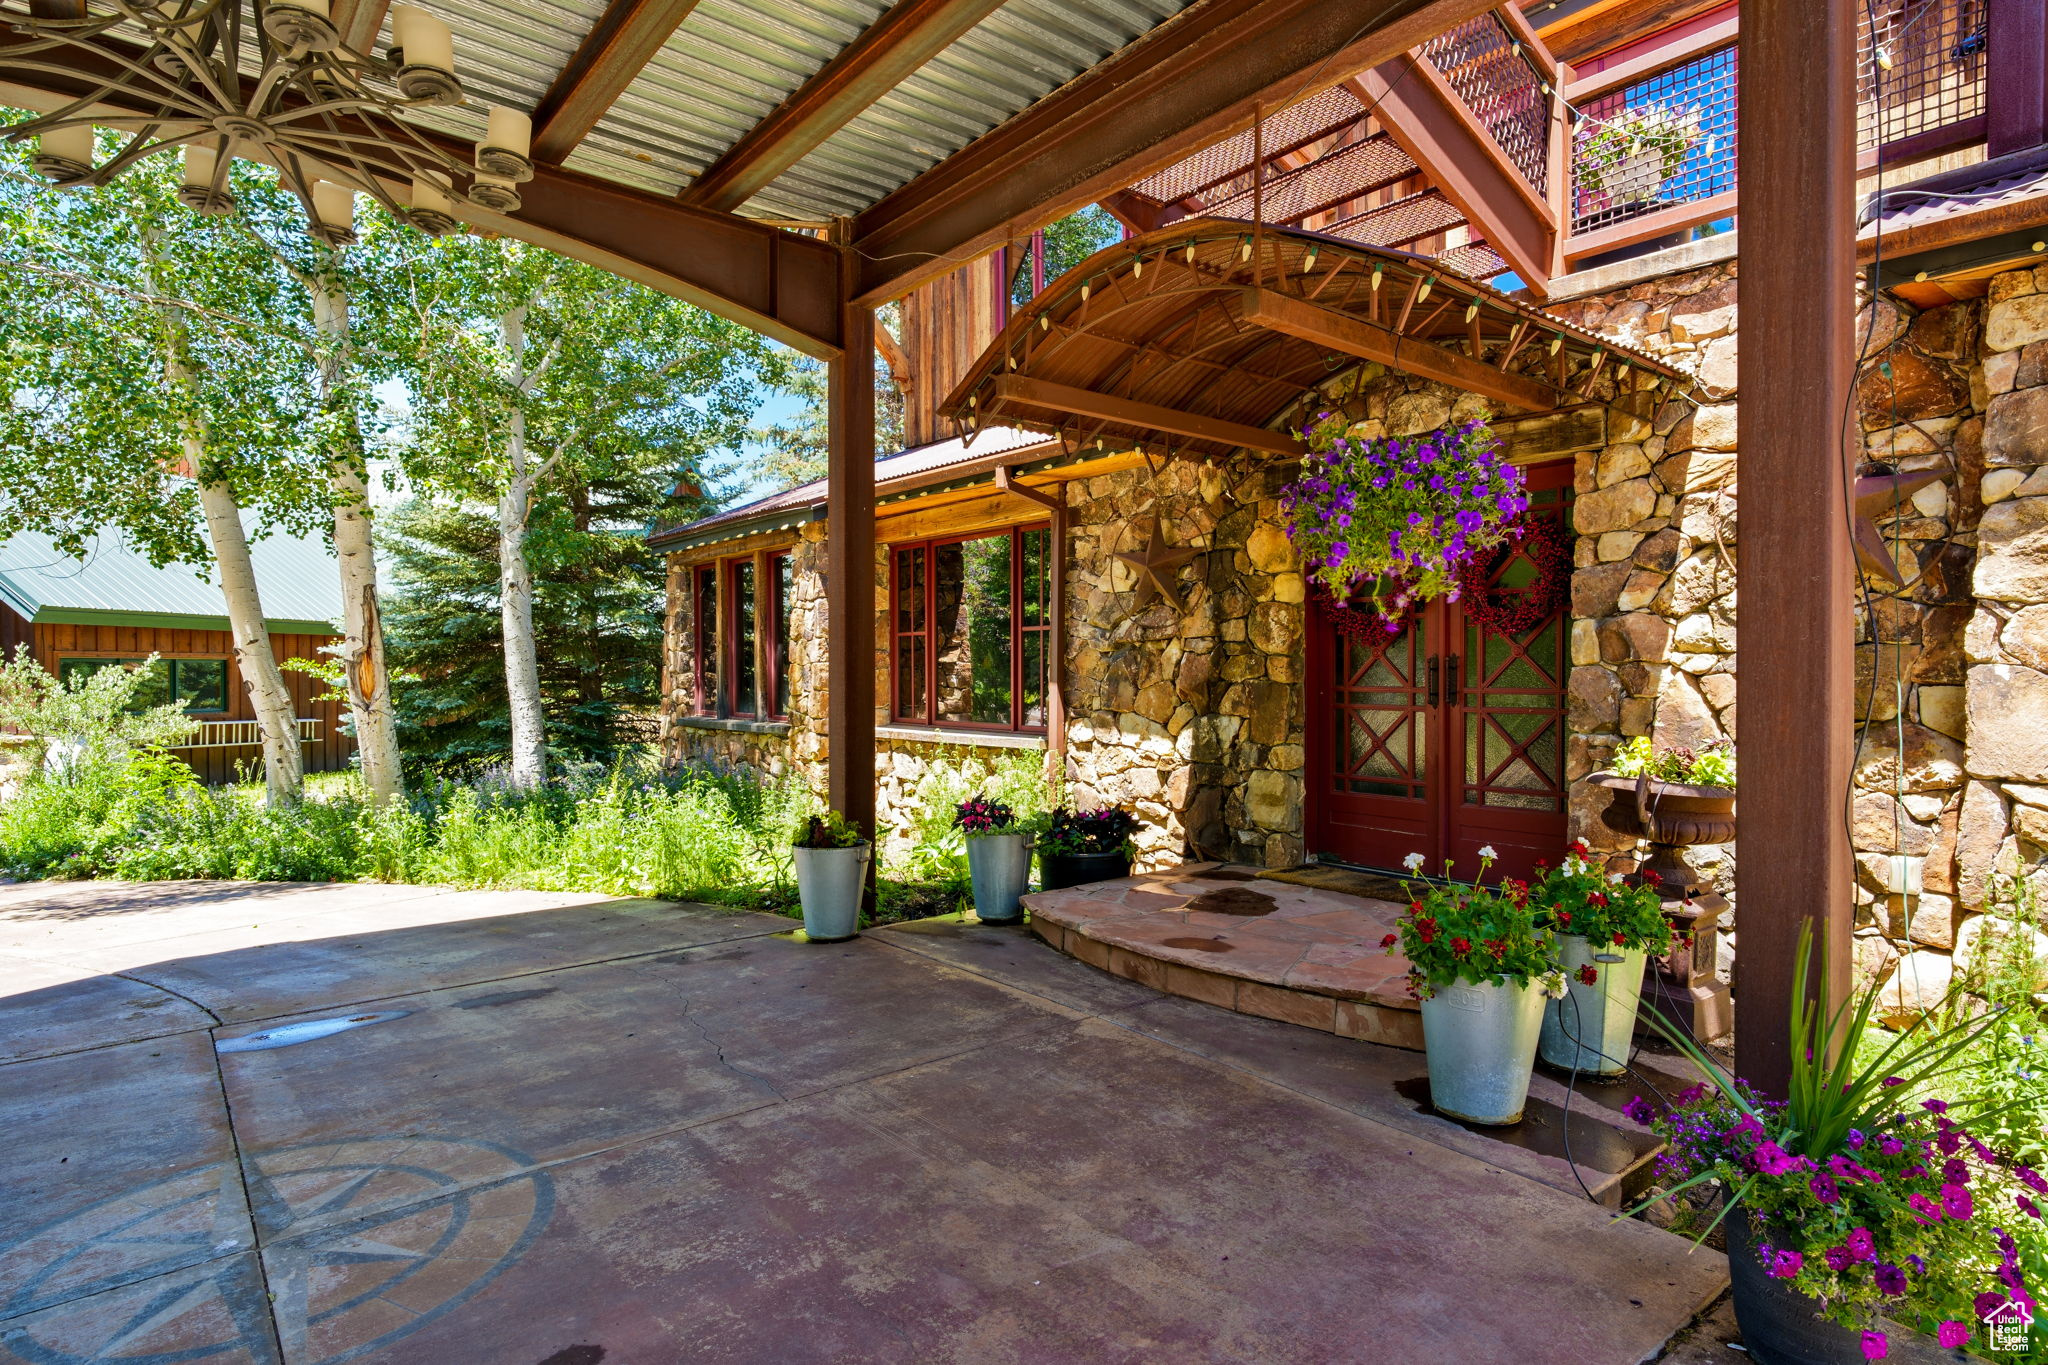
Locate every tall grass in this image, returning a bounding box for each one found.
[0,750,814,907]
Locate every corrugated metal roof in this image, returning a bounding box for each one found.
[0,527,342,630]
[749,0,1193,219]
[654,424,1053,545]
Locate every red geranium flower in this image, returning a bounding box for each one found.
[1380,933,1398,949]
[1578,964,1599,985]
[1450,936,1472,955]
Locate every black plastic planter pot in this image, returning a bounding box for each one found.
[1726,1219,1968,1365]
[1039,851,1133,891]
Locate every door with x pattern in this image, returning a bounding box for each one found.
[1307,459,1573,884]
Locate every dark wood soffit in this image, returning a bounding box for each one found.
[0,39,844,355]
[1857,195,2048,266]
[683,0,1010,213]
[532,0,705,164]
[1535,0,1730,65]
[1239,286,1560,410]
[847,0,1497,305]
[990,374,1309,457]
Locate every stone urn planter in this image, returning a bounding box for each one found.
[793,842,869,942]
[965,831,1034,924]
[1540,934,1648,1075]
[1725,1219,1970,1365]
[1418,977,1548,1125]
[1593,769,1737,852]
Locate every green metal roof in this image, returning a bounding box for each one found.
[0,527,343,635]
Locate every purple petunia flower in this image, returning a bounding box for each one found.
[1943,1183,1974,1220]
[2021,1194,2042,1219]
[1909,1194,1944,1225]
[1874,1263,1907,1296]
[1845,1228,1876,1262]
[1907,1255,1927,1276]
[1937,1322,1969,1350]
[1945,1157,1972,1186]
[1622,1096,1653,1125]
[1923,1098,1948,1114]
[1810,1172,1842,1206]
[1825,1245,1855,1273]
[1767,1249,1803,1279]
[1861,1330,1888,1361]
[1880,1136,1906,1157]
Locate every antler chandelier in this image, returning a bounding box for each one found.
[0,0,533,242]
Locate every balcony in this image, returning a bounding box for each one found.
[171,717,325,750]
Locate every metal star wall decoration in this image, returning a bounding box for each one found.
[1113,514,1200,610]
[1853,467,1946,588]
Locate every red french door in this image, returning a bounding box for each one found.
[1305,460,1573,885]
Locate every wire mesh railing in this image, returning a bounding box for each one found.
[1855,0,1988,153]
[1568,41,1738,238]
[1419,11,1552,199]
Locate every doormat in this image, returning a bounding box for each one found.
[1259,864,1410,904]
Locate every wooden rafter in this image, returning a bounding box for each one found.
[683,0,1009,213]
[531,0,704,165]
[1238,286,1557,411]
[328,0,389,54]
[988,375,1305,458]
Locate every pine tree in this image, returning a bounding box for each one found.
[382,461,707,771]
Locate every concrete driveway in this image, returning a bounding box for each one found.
[0,879,1726,1364]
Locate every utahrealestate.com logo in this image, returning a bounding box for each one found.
[1985,1298,2036,1353]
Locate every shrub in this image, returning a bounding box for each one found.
[0,648,196,773]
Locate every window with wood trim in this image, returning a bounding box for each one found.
[890,524,1051,733]
[690,565,719,715]
[768,551,793,720]
[727,559,759,718]
[58,657,228,713]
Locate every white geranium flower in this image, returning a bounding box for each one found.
[1402,852,1425,872]
[1609,872,1626,884]
[1538,970,1569,1000]
[1477,844,1498,860]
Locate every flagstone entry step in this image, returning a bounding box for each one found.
[1021,861,1423,1050]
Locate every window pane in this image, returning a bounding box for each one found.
[935,534,1012,726]
[894,547,926,722]
[774,555,793,717]
[61,658,172,713]
[173,659,227,712]
[732,561,758,716]
[1021,527,1048,628]
[1021,630,1046,728]
[696,569,720,714]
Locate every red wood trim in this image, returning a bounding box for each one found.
[1855,117,1990,173]
[1988,0,2048,158]
[1562,15,1738,103]
[1561,188,1738,263]
[1497,4,1559,81]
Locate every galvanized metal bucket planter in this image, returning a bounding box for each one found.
[793,842,870,942]
[965,832,1034,924]
[1417,976,1547,1125]
[1540,934,1649,1075]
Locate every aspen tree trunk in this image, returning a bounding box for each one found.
[497,305,548,789]
[308,265,404,807]
[141,236,303,805]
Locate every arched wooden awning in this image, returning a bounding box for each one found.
[938,221,1690,463]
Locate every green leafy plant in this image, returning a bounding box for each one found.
[1036,805,1139,858]
[1384,848,1562,998]
[1625,924,2029,1358]
[793,808,867,849]
[1611,735,1736,788]
[952,794,1016,836]
[1281,416,1529,616]
[1528,839,1673,961]
[1576,106,1700,202]
[0,647,198,772]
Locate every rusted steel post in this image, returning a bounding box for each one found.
[827,233,877,839]
[1734,0,1858,1101]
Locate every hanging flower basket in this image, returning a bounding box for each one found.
[1310,511,1571,639]
[1282,414,1530,618]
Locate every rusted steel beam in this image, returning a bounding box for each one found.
[1347,64,1555,293]
[1239,286,1557,410]
[0,41,843,355]
[683,0,1009,213]
[849,0,1494,305]
[988,375,1306,457]
[826,250,878,840]
[531,0,704,164]
[1735,0,1857,1103]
